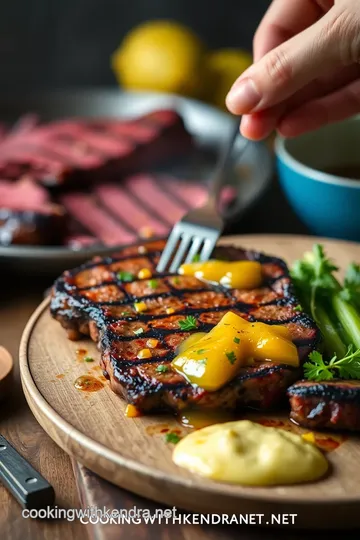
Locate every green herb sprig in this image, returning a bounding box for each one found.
[226,351,237,365]
[304,346,360,381]
[178,316,197,331]
[117,271,134,282]
[156,365,169,373]
[165,432,181,444]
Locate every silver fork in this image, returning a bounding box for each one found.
[156,118,245,274]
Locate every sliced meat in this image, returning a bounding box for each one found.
[288,380,360,432]
[50,240,320,413]
[0,178,67,245]
[0,110,192,188]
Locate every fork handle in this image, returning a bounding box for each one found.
[208,118,242,204]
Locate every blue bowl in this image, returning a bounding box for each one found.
[275,116,360,241]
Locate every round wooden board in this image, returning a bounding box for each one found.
[20,234,360,529]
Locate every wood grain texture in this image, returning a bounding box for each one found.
[72,461,360,540]
[0,286,87,540]
[19,235,360,529]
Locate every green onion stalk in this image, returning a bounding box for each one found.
[290,245,360,360]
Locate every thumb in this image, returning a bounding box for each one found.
[226,4,359,115]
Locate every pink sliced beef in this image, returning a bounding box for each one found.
[0,110,193,188]
[0,178,67,246]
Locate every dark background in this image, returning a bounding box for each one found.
[0,0,271,91]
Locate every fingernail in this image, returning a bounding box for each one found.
[226,78,261,113]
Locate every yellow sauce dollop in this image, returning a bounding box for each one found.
[172,420,328,485]
[171,312,299,391]
[178,260,263,289]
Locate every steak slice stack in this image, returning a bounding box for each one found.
[50,240,320,413]
[0,110,192,188]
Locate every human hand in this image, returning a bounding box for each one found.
[225,0,360,140]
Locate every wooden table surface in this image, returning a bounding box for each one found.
[0,278,90,540]
[0,177,330,539]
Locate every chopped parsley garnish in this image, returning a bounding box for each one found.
[173,277,180,285]
[117,271,134,282]
[84,356,94,362]
[165,432,181,444]
[197,349,206,354]
[178,315,197,331]
[293,304,302,312]
[134,328,144,336]
[121,311,131,316]
[156,365,169,373]
[233,337,240,344]
[148,279,158,289]
[192,254,201,262]
[226,351,237,364]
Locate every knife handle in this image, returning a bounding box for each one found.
[0,435,55,509]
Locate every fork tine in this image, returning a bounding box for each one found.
[184,237,203,264]
[199,237,218,262]
[169,234,192,273]
[156,226,181,273]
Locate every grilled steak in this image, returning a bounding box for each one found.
[0,110,192,188]
[50,240,320,413]
[288,380,360,432]
[0,178,67,246]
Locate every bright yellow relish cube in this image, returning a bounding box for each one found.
[125,404,142,417]
[138,268,152,279]
[146,338,159,349]
[137,348,152,359]
[302,432,316,444]
[134,301,147,313]
[166,307,175,314]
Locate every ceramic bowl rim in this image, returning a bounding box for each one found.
[274,133,360,190]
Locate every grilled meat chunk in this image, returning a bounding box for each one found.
[0,110,192,188]
[288,380,360,432]
[0,178,67,246]
[50,240,320,413]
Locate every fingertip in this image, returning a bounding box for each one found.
[240,111,278,141]
[225,92,241,115]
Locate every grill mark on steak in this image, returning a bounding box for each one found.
[51,240,320,412]
[288,380,360,432]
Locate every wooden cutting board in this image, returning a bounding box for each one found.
[19,235,360,529]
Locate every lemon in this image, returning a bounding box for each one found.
[111,20,207,98]
[205,48,253,110]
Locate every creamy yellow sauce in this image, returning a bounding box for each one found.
[172,420,328,486]
[178,260,263,289]
[171,312,299,391]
